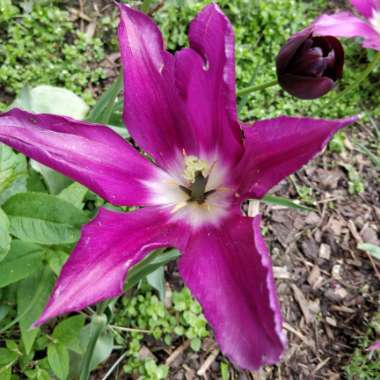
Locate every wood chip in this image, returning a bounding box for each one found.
[326,316,337,327]
[197,348,219,377]
[273,266,290,279]
[283,322,313,347]
[347,220,363,244]
[330,305,355,313]
[165,341,190,366]
[183,364,196,380]
[138,345,155,361]
[85,20,97,39]
[312,357,330,375]
[308,265,322,289]
[331,264,342,280]
[319,243,331,260]
[291,284,312,324]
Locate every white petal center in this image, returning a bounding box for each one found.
[370,10,380,35]
[145,152,234,228]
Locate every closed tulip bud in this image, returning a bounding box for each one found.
[276,28,344,99]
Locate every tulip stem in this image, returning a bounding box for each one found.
[238,79,278,97]
[335,52,380,101]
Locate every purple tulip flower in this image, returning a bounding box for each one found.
[276,28,344,99]
[0,4,357,370]
[313,0,380,51]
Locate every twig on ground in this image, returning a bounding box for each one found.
[283,322,313,347]
[165,340,190,366]
[197,348,220,377]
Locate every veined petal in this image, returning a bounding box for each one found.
[0,109,159,206]
[313,12,380,51]
[235,116,357,198]
[351,0,379,19]
[175,4,243,163]
[34,207,190,326]
[118,5,196,169]
[179,215,286,370]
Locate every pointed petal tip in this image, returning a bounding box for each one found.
[198,2,231,27]
[179,215,287,370]
[31,207,190,330]
[252,215,288,363]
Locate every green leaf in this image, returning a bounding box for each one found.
[7,216,82,245]
[0,348,18,366]
[0,305,10,323]
[11,85,89,119]
[58,182,88,210]
[0,207,11,261]
[356,144,380,170]
[48,249,68,276]
[0,240,43,288]
[221,362,230,380]
[108,124,130,139]
[0,366,11,380]
[87,75,122,124]
[53,315,85,353]
[124,249,181,292]
[262,195,313,212]
[3,192,89,244]
[190,337,201,352]
[147,266,165,301]
[17,267,55,354]
[79,319,113,371]
[358,243,380,261]
[0,145,28,205]
[30,161,72,195]
[11,85,90,195]
[48,344,70,380]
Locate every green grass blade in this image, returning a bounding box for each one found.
[87,75,123,125]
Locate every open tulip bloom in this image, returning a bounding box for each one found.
[313,0,380,51]
[0,4,358,370]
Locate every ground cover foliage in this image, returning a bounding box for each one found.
[0,0,379,379]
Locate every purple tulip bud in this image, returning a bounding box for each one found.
[276,28,344,99]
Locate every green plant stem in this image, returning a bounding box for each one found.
[79,314,107,380]
[335,52,380,101]
[238,79,278,97]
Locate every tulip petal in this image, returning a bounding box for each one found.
[175,4,242,163]
[34,207,189,326]
[118,5,195,169]
[313,12,380,51]
[235,116,357,198]
[278,73,335,100]
[368,340,380,350]
[0,108,160,206]
[179,215,287,370]
[351,0,378,19]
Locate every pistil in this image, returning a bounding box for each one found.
[179,170,216,204]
